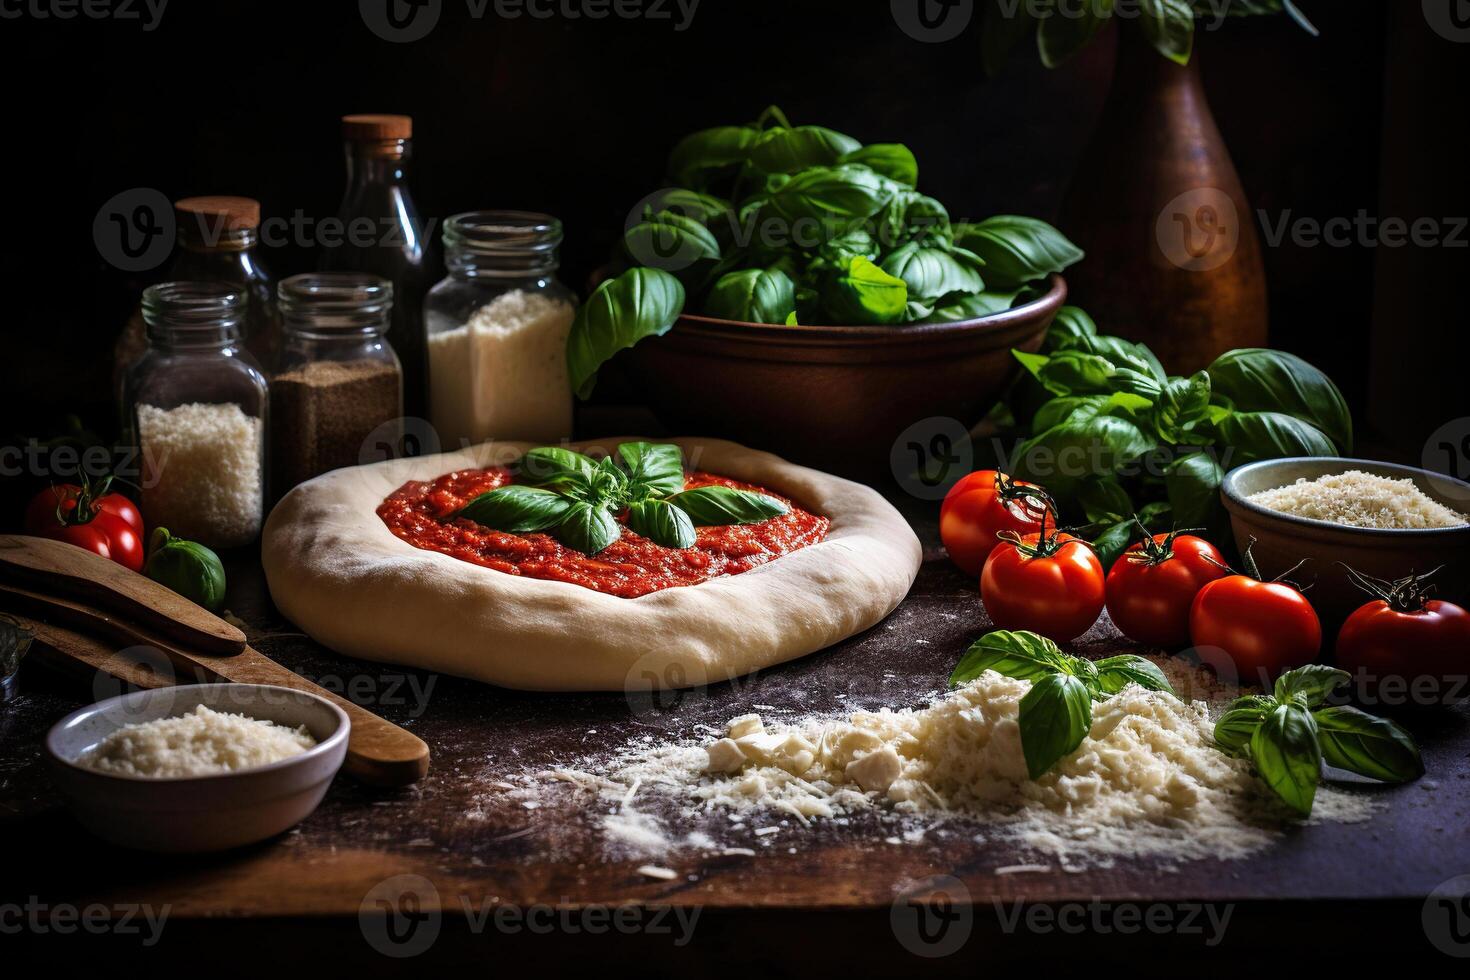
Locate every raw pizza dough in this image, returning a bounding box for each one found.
[262,437,922,691]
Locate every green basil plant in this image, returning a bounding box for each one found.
[567,106,1085,398]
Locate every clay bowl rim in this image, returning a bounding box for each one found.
[1220,456,1470,544]
[645,273,1067,347]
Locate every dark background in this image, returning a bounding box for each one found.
[1,0,1465,465]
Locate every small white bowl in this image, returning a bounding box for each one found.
[45,683,349,853]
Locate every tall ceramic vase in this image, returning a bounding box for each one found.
[1059,26,1268,375]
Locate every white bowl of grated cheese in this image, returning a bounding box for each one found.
[45,683,349,853]
[1222,457,1470,630]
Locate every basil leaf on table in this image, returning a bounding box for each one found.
[1212,411,1337,466]
[1250,703,1322,817]
[1312,706,1424,783]
[703,267,797,325]
[456,485,573,533]
[1164,452,1225,531]
[1042,306,1098,352]
[617,442,687,498]
[1138,0,1196,65]
[566,267,685,399]
[557,501,621,556]
[1274,665,1350,708]
[1214,695,1278,755]
[666,486,789,526]
[838,143,918,186]
[819,255,908,325]
[1019,673,1094,779]
[1091,655,1175,696]
[1208,348,1353,453]
[747,125,861,175]
[953,215,1084,290]
[667,124,759,189]
[949,629,1075,687]
[625,498,697,550]
[1152,371,1212,444]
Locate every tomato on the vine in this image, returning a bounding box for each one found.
[23,480,145,572]
[1188,545,1319,684]
[1105,529,1228,647]
[940,470,1054,577]
[980,514,1104,642]
[1336,567,1470,705]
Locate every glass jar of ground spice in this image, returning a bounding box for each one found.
[271,273,403,496]
[124,282,270,549]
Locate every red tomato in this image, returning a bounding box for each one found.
[25,484,144,537]
[940,470,1053,577]
[1189,575,1321,684]
[981,531,1105,642]
[38,511,145,572]
[1105,533,1228,647]
[1337,599,1470,705]
[23,484,145,572]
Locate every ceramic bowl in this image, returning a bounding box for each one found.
[1220,457,1470,632]
[45,683,349,853]
[620,274,1068,482]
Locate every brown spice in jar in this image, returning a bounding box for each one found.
[272,359,401,493]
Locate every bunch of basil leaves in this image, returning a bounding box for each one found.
[452,442,787,555]
[566,106,1085,398]
[1000,309,1351,567]
[1215,665,1422,816]
[950,629,1176,778]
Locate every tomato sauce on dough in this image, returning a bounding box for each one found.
[377,467,830,598]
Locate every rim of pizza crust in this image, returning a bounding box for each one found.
[262,436,922,692]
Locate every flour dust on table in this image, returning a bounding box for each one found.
[474,657,1380,873]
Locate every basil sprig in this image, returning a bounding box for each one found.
[1214,665,1423,816]
[451,442,789,556]
[950,630,1175,779]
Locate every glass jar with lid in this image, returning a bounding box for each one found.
[424,211,578,450]
[112,196,278,396]
[272,273,403,495]
[124,282,269,550]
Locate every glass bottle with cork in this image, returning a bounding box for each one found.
[112,195,278,394]
[321,114,430,424]
[123,282,269,550]
[271,273,403,497]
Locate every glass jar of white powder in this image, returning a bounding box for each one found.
[424,211,577,449]
[124,282,269,549]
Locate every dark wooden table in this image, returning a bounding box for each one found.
[3,500,1469,972]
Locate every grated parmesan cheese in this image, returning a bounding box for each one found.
[578,664,1378,870]
[1247,469,1467,529]
[138,401,264,547]
[79,703,316,778]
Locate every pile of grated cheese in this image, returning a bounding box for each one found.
[553,660,1377,871]
[1247,469,1467,529]
[80,704,317,778]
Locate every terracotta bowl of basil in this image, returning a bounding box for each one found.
[1221,457,1470,634]
[620,274,1067,482]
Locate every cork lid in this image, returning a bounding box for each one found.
[342,114,413,140]
[174,195,260,231]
